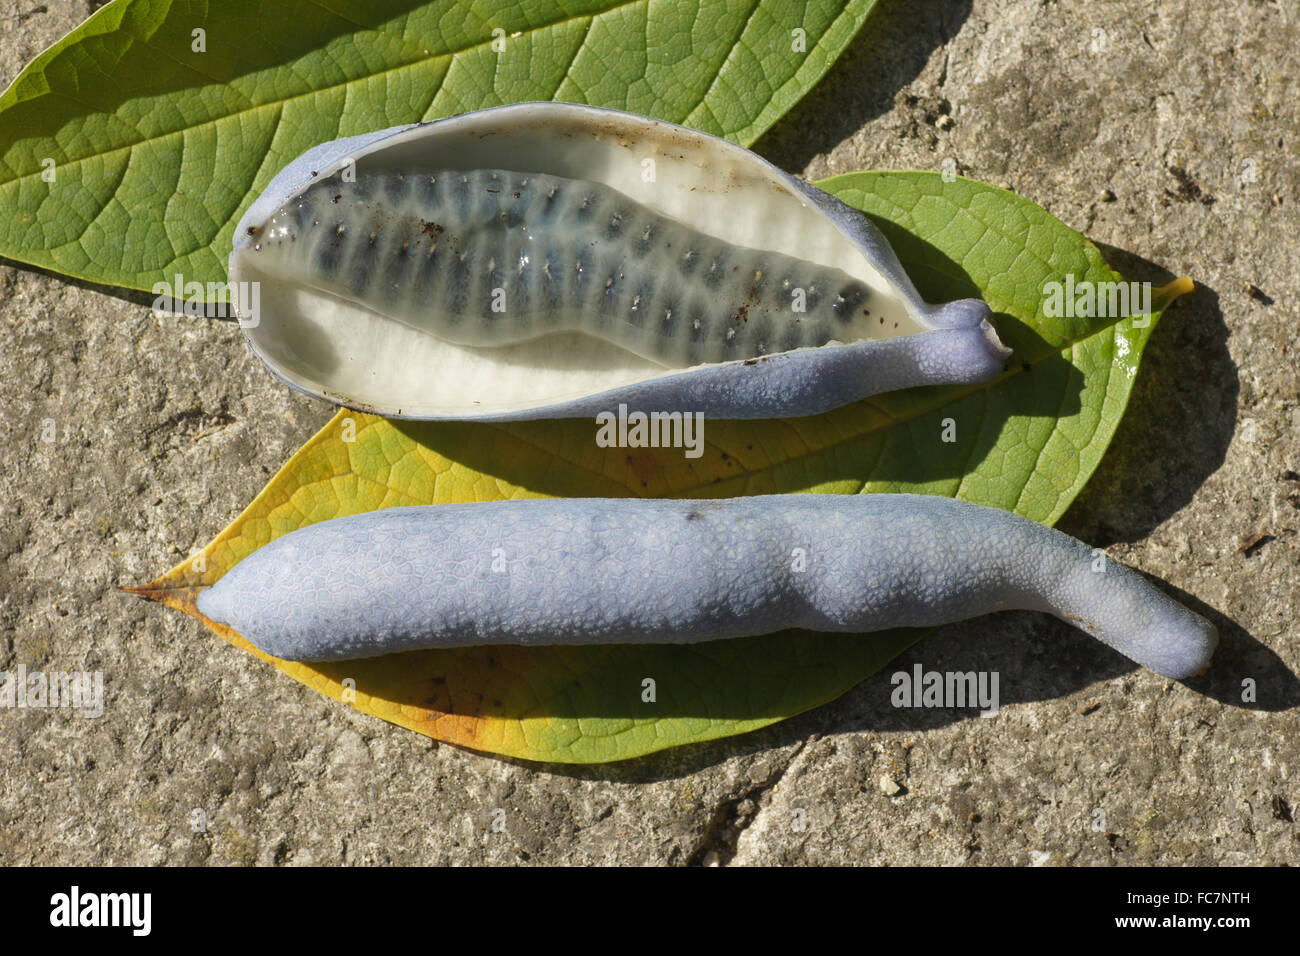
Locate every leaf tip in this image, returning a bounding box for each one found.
[119,580,204,618]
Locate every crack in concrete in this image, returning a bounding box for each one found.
[685,738,811,867]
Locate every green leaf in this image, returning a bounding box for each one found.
[129,172,1189,763]
[0,0,877,289]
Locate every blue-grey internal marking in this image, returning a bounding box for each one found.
[247,168,880,366]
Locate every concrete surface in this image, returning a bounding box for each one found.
[1,0,1296,865]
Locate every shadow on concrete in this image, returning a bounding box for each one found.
[752,0,976,172]
[0,257,160,310]
[1057,243,1238,546]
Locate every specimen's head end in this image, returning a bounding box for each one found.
[1141,611,1219,680]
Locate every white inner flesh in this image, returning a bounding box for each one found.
[235,107,922,417]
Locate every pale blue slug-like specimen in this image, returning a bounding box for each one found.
[196,494,1217,679]
[231,103,1009,420]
